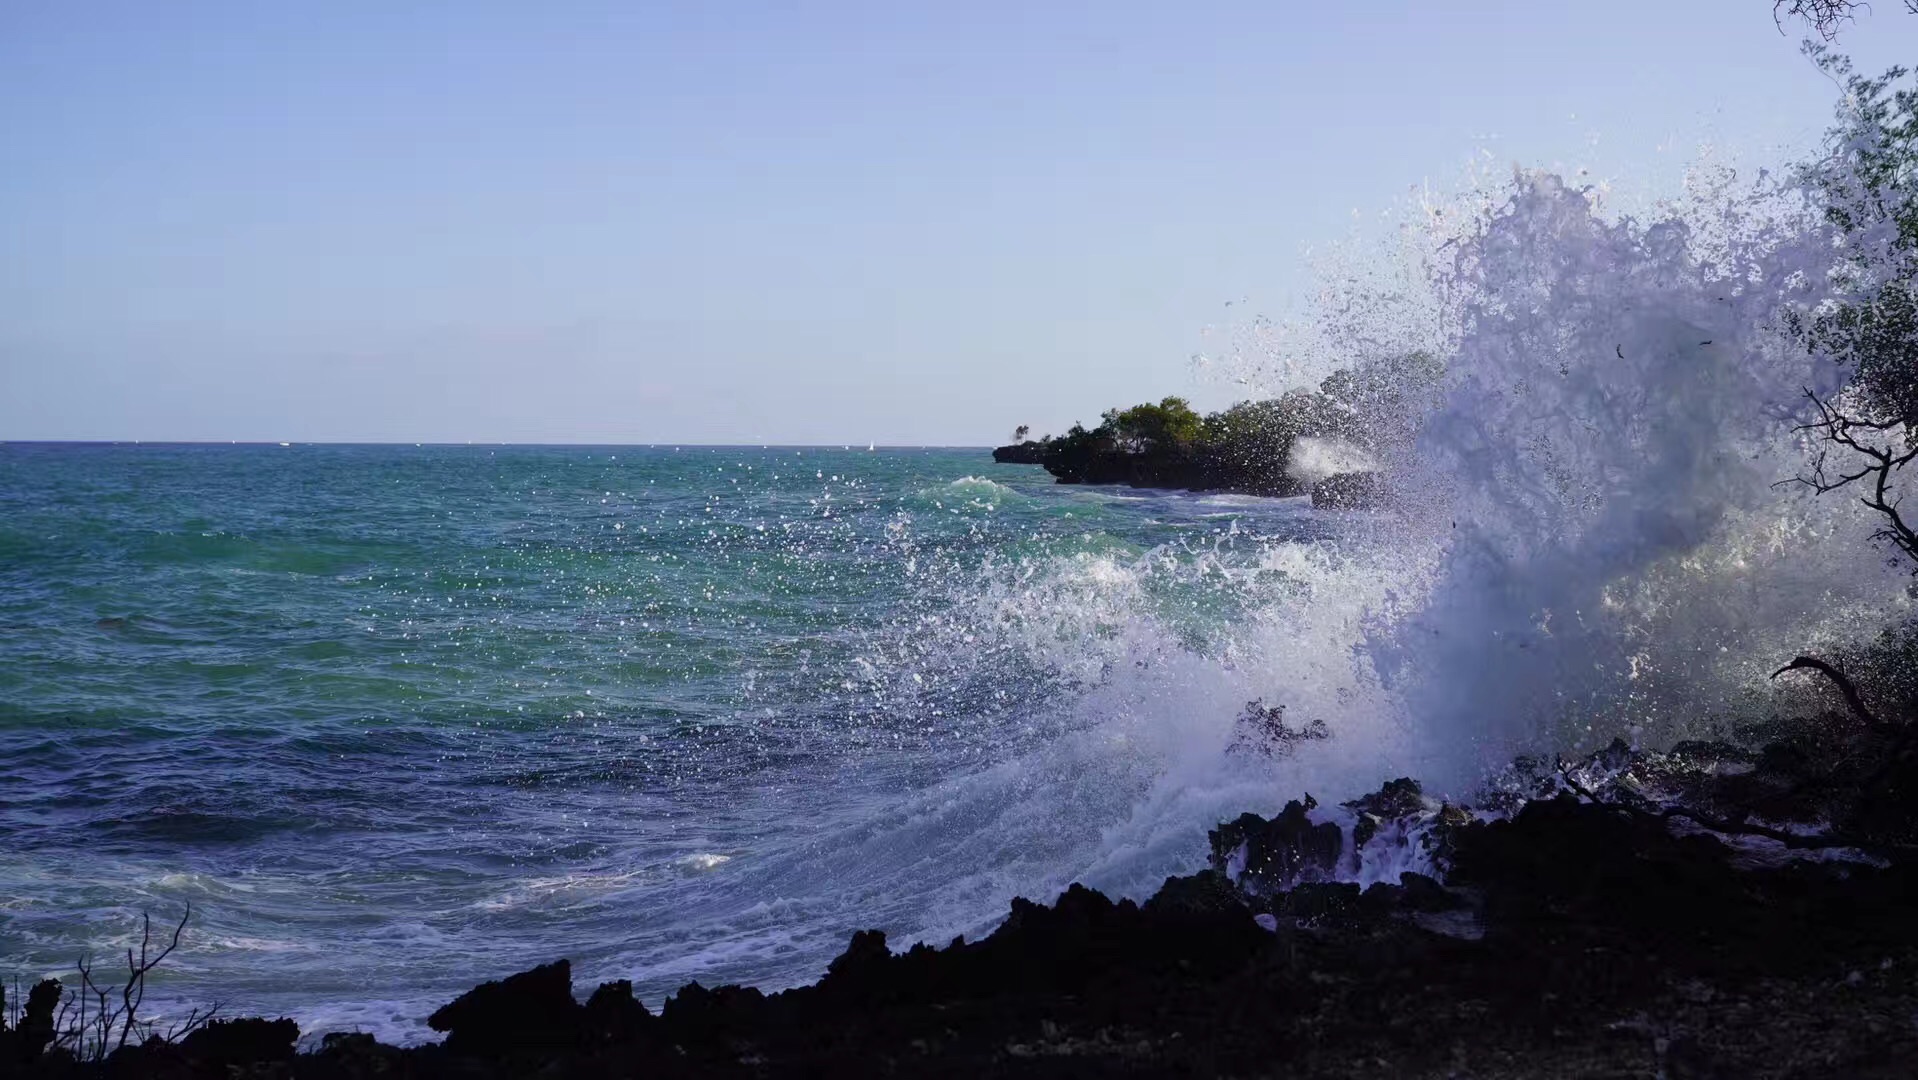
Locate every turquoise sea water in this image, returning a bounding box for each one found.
[0,443,1340,1039]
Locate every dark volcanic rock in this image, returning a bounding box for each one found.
[1345,777,1426,819]
[991,441,1048,464]
[15,982,61,1066]
[1344,776,1430,848]
[20,730,1918,1077]
[1209,798,1345,892]
[177,1017,300,1067]
[427,958,588,1056]
[583,979,655,1045]
[1139,868,1250,920]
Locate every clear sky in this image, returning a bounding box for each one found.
[2,2,1914,444]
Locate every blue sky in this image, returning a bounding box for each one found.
[2,1,1914,444]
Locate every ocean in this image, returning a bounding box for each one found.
[0,442,1356,1039]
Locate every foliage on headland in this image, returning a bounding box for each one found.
[993,351,1441,497]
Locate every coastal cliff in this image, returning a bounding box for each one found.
[993,354,1436,501]
[989,441,1048,465]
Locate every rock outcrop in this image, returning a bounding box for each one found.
[990,441,1048,464]
[12,736,1918,1077]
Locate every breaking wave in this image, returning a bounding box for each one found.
[807,147,1918,979]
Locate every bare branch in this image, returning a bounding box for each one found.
[1771,655,1895,732]
[163,1002,220,1042]
[1789,388,1918,571]
[42,905,196,1061]
[1556,755,1902,854]
[1775,0,1870,40]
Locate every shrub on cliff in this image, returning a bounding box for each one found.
[1100,395,1206,454]
[1016,352,1442,494]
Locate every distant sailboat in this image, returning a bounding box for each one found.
[867,442,876,451]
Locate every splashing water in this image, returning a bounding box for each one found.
[1285,437,1382,485]
[6,138,1917,1040]
[1215,157,1914,789]
[1370,170,1907,787]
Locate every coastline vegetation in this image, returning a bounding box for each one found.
[995,351,1441,499]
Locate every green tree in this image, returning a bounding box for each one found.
[1787,55,1918,568]
[1102,396,1205,454]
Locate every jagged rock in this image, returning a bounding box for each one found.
[1593,735,1636,771]
[824,928,890,982]
[427,959,583,1056]
[13,979,61,1062]
[23,724,1918,1077]
[991,441,1048,464]
[1209,799,1344,892]
[582,979,654,1044]
[1140,869,1250,921]
[1397,871,1460,912]
[1311,471,1389,509]
[313,1030,402,1075]
[1345,777,1429,848]
[658,981,769,1050]
[178,1017,299,1066]
[1276,881,1362,921]
[818,928,894,1003]
[1446,794,1761,956]
[102,1037,186,1078]
[1346,777,1427,820]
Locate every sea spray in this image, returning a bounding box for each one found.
[1284,436,1381,485]
[1207,161,1912,793]
[694,152,1918,966]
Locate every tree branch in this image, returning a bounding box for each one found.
[1555,757,1902,855]
[1789,388,1918,571]
[1770,656,1896,732]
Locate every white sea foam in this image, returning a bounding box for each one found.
[785,144,1918,964]
[1285,437,1381,485]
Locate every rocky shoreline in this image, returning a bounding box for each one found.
[8,707,1915,1079]
[992,441,1390,510]
[989,355,1437,504]
[991,438,1306,498]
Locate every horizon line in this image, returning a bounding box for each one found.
[1,439,1002,449]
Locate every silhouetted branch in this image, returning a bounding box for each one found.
[1554,757,1892,853]
[161,1002,220,1043]
[1780,388,1918,572]
[118,905,189,1051]
[1770,655,1895,732]
[48,904,194,1062]
[1775,0,1918,40]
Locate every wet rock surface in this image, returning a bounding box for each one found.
[990,441,1049,464]
[10,737,1918,1077]
[1210,798,1345,890]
